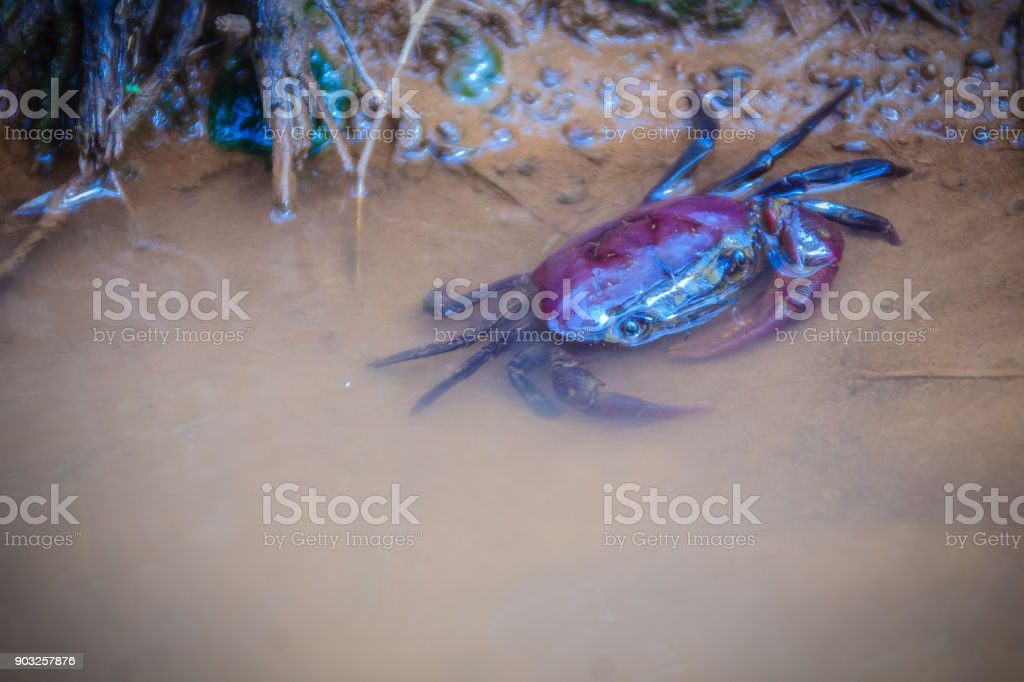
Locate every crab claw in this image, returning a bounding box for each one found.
[550,351,706,421]
[563,390,706,421]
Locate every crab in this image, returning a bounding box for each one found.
[372,79,909,419]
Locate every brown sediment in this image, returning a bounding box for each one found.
[0,6,1022,674]
[1,0,1021,281]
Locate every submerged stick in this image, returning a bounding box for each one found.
[355,0,439,199]
[0,176,88,281]
[312,0,380,94]
[120,0,207,141]
[908,0,967,36]
[843,0,868,38]
[255,0,312,218]
[779,0,804,40]
[354,0,439,278]
[808,0,870,43]
[311,81,355,173]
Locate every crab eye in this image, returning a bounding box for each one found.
[723,250,747,276]
[619,316,649,340]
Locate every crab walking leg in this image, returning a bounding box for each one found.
[369,333,479,368]
[670,224,843,361]
[703,80,859,196]
[643,107,718,204]
[371,310,527,367]
[378,282,537,367]
[409,322,527,415]
[792,199,902,245]
[507,346,562,418]
[752,159,910,199]
[548,348,706,420]
[422,273,531,317]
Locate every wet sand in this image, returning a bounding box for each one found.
[1,4,1023,680]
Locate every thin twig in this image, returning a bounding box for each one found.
[779,0,804,40]
[356,0,438,197]
[310,77,355,173]
[809,0,855,43]
[908,0,967,36]
[841,0,868,38]
[313,0,380,94]
[0,177,82,281]
[354,0,438,278]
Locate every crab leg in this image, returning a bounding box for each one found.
[643,107,718,204]
[752,159,910,198]
[369,333,479,368]
[371,308,526,367]
[408,321,526,415]
[549,348,704,420]
[423,273,530,317]
[376,277,535,367]
[507,346,562,418]
[704,79,859,195]
[792,199,902,245]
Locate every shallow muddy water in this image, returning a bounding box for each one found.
[2,4,1024,680]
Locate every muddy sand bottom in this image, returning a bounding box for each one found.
[1,19,1024,680]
